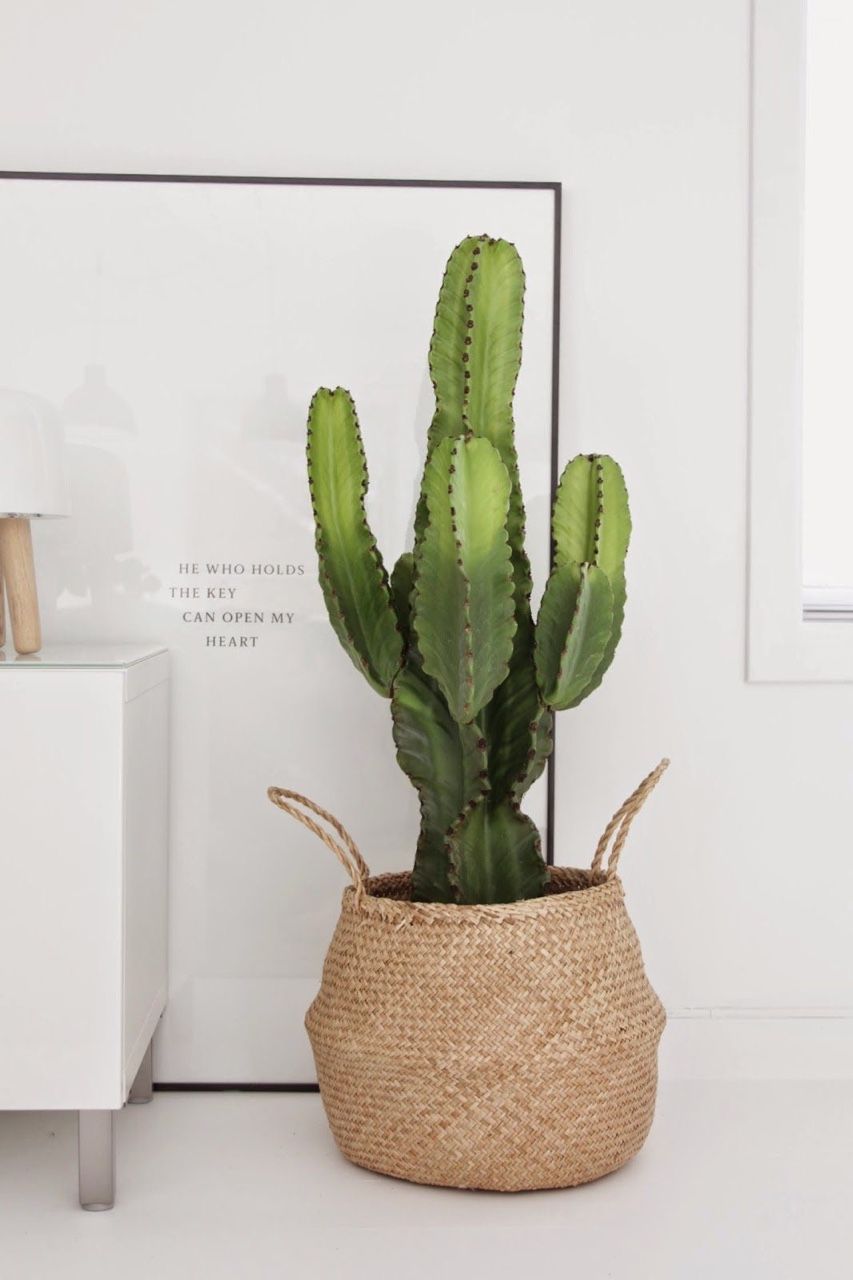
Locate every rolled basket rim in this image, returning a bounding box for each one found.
[340,866,625,924]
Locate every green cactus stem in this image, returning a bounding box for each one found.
[305,237,632,903]
[447,798,547,905]
[391,661,488,902]
[535,562,614,710]
[548,454,631,700]
[413,435,516,724]
[307,387,402,696]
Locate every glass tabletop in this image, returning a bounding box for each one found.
[0,643,167,668]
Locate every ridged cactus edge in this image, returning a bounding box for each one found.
[306,234,631,904]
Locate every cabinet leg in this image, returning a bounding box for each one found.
[128,1040,153,1104]
[78,1110,116,1210]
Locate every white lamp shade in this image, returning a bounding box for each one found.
[0,389,69,517]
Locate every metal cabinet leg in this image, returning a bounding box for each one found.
[78,1110,116,1211]
[128,1040,153,1104]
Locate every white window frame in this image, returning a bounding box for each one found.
[748,0,853,681]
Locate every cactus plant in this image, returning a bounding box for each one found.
[306,235,631,904]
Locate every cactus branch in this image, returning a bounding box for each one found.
[447,798,547,904]
[390,551,415,646]
[413,436,516,724]
[535,562,614,710]
[510,703,554,804]
[481,611,545,802]
[392,662,488,902]
[307,388,403,696]
[552,454,631,576]
[427,235,483,455]
[550,454,631,697]
[423,236,533,608]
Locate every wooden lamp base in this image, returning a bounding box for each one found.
[0,517,42,655]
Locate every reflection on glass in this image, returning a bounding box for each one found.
[241,373,303,442]
[62,364,136,434]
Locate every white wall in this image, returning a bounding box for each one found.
[2,0,850,1073]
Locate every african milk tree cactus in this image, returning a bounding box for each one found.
[307,235,630,904]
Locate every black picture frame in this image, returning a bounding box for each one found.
[0,170,562,1090]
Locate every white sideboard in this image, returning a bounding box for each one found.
[0,644,169,1208]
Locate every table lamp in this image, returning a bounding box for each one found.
[0,390,69,655]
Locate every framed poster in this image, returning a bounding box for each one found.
[0,173,561,1082]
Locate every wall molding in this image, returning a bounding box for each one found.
[667,1006,853,1020]
[660,1009,853,1080]
[154,1010,853,1089]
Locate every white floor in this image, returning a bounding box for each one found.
[1,1084,851,1280]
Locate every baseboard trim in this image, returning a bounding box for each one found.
[151,1011,853,1089]
[659,1012,853,1079]
[667,1006,853,1020]
[154,1082,319,1092]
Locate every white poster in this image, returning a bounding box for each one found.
[0,176,558,1081]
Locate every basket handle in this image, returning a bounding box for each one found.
[267,787,370,900]
[590,758,670,881]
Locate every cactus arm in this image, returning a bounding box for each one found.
[552,455,631,572]
[425,235,525,460]
[481,656,539,800]
[551,454,599,564]
[551,454,631,696]
[478,611,543,800]
[413,236,481,544]
[578,561,627,698]
[422,235,532,607]
[464,237,531,608]
[447,799,547,904]
[463,239,524,443]
[307,387,403,695]
[426,235,524,457]
[390,551,415,646]
[574,458,630,695]
[510,703,554,804]
[427,235,483,453]
[391,662,488,902]
[413,436,516,723]
[535,562,614,710]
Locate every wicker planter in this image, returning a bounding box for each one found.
[270,761,667,1192]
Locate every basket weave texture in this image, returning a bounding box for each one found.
[270,761,668,1192]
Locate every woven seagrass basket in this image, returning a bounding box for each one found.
[269,759,668,1192]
